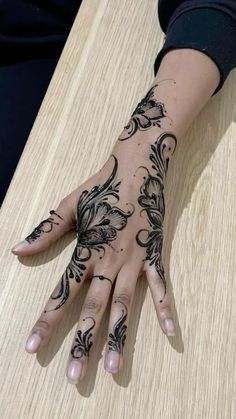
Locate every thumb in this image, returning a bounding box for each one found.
[11,197,76,256]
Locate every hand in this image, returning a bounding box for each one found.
[11,82,177,384]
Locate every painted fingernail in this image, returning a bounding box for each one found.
[25,333,42,352]
[67,361,82,384]
[11,240,29,252]
[105,350,120,373]
[164,319,175,336]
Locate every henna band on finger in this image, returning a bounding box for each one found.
[91,275,113,286]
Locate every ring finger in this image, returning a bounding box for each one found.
[104,260,142,374]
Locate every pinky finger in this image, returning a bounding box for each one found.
[144,261,176,337]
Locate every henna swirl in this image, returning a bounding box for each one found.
[44,155,134,312]
[108,300,127,354]
[136,132,177,302]
[25,210,63,243]
[119,79,175,141]
[71,317,95,359]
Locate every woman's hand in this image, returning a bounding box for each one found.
[11,82,177,384]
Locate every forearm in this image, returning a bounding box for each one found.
[116,47,220,151]
[151,48,220,140]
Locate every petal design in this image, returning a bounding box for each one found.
[118,84,168,140]
[104,207,130,230]
[46,155,134,313]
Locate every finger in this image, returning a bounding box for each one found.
[144,261,176,337]
[11,195,77,255]
[25,244,93,354]
[104,261,141,374]
[66,263,120,384]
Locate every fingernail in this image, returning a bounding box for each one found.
[164,319,175,336]
[105,350,120,373]
[11,240,29,252]
[67,361,82,384]
[25,333,42,352]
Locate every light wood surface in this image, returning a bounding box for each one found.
[1,1,236,418]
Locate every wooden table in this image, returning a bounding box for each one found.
[1,1,236,417]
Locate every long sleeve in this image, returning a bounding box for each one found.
[154,0,236,95]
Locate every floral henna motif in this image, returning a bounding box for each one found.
[71,317,95,359]
[136,132,177,302]
[44,155,134,312]
[25,210,63,243]
[108,300,127,354]
[119,79,175,141]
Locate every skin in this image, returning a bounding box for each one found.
[11,48,220,384]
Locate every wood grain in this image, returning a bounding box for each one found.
[0,0,236,418]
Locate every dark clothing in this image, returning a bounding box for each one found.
[0,1,236,206]
[0,1,83,205]
[155,0,236,95]
[0,0,82,63]
[0,57,59,204]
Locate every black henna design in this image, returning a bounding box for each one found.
[71,316,95,359]
[118,79,175,141]
[136,132,177,302]
[25,210,63,243]
[108,300,127,354]
[91,275,113,285]
[44,155,134,313]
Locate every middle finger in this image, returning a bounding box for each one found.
[66,262,120,384]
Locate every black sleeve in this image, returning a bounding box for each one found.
[154,0,236,95]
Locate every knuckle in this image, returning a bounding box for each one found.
[159,304,172,318]
[32,319,51,337]
[83,297,103,315]
[114,290,131,307]
[59,197,68,206]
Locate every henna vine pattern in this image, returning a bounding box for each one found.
[136,132,177,302]
[108,300,127,354]
[44,155,134,312]
[25,210,63,243]
[119,79,175,141]
[71,316,95,359]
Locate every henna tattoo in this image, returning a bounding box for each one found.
[136,132,177,302]
[25,210,63,243]
[91,275,113,285]
[118,79,175,141]
[44,155,134,312]
[71,316,95,359]
[108,300,127,354]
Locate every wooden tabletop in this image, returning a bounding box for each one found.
[1,0,236,417]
